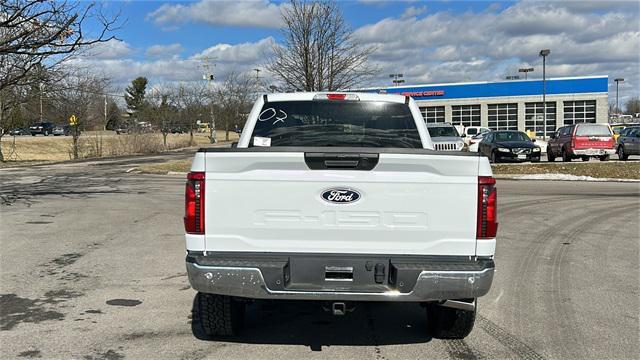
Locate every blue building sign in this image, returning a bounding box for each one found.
[365,76,608,101]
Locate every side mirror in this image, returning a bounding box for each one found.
[461,134,466,138]
[531,138,536,143]
[550,134,556,139]
[231,142,238,148]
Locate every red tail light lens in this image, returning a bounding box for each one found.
[184,172,205,234]
[477,176,497,239]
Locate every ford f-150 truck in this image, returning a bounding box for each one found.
[185,92,497,339]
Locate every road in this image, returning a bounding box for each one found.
[1,154,639,360]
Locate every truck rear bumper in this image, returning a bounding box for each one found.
[186,252,494,302]
[572,148,615,156]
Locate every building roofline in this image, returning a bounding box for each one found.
[357,75,609,91]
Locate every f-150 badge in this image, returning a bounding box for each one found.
[321,188,361,204]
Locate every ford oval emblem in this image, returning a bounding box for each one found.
[321,188,361,204]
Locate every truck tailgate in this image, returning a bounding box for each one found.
[202,151,480,256]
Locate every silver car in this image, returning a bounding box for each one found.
[426,123,466,151]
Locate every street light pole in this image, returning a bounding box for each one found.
[518,67,534,80]
[539,49,550,140]
[389,73,404,86]
[614,78,624,116]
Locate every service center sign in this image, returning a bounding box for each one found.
[401,90,445,97]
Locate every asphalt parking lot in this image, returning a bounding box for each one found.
[1,154,638,359]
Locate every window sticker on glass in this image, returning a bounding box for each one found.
[253,136,271,147]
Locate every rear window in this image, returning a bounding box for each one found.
[466,128,478,135]
[428,126,459,137]
[575,124,612,137]
[251,101,422,148]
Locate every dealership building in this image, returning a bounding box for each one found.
[365,75,609,137]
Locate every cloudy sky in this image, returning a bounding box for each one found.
[79,0,640,104]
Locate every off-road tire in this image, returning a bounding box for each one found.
[618,146,628,161]
[599,155,610,162]
[581,156,589,162]
[426,302,476,339]
[196,293,244,337]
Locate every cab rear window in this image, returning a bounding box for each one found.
[575,124,612,137]
[251,101,422,148]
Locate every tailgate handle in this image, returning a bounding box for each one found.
[305,152,379,170]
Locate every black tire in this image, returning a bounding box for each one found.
[561,148,571,162]
[427,302,476,339]
[618,146,628,161]
[532,158,540,163]
[31,133,36,136]
[547,148,555,162]
[491,151,498,164]
[599,155,610,162]
[581,156,589,162]
[196,293,244,337]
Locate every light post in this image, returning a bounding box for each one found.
[614,78,624,116]
[389,73,404,86]
[539,49,550,139]
[519,67,534,80]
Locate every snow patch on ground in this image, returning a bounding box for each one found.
[513,173,640,182]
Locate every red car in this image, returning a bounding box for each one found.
[547,123,615,162]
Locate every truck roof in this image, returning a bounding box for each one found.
[264,92,408,103]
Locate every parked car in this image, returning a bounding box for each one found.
[29,122,55,136]
[52,125,71,136]
[185,92,497,339]
[462,126,491,144]
[616,125,640,160]
[479,130,541,163]
[547,123,615,162]
[9,128,29,136]
[467,132,486,152]
[426,123,465,151]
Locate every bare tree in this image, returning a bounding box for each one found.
[173,83,209,145]
[213,71,258,141]
[267,0,377,91]
[0,0,120,92]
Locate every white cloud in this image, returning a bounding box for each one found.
[146,43,184,58]
[353,1,640,103]
[87,39,132,59]
[401,5,427,19]
[147,0,284,29]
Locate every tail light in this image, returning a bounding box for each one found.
[477,176,497,239]
[313,93,360,101]
[570,138,576,150]
[184,172,205,234]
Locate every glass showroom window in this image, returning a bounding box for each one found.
[488,103,518,130]
[525,102,556,137]
[421,106,445,123]
[564,100,596,125]
[451,105,481,127]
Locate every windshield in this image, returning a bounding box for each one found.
[251,101,423,148]
[576,124,612,136]
[494,131,531,142]
[427,126,459,137]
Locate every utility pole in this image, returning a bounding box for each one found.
[539,49,550,140]
[253,68,261,82]
[104,94,108,131]
[39,82,44,122]
[200,56,217,144]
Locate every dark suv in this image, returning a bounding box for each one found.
[29,122,55,136]
[616,125,640,160]
[547,123,615,162]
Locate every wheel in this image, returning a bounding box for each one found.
[532,158,541,163]
[581,156,589,162]
[195,293,244,337]
[599,155,610,162]
[618,146,628,161]
[427,301,476,339]
[491,151,498,164]
[561,148,571,162]
[31,133,36,136]
[547,148,556,162]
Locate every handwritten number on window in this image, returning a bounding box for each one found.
[258,108,287,125]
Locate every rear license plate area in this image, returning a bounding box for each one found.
[286,257,391,292]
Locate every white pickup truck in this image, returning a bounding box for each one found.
[184,92,497,339]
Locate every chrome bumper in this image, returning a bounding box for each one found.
[573,148,615,156]
[186,262,494,302]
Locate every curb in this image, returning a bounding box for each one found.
[494,174,640,183]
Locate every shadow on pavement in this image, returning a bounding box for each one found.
[191,296,432,350]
